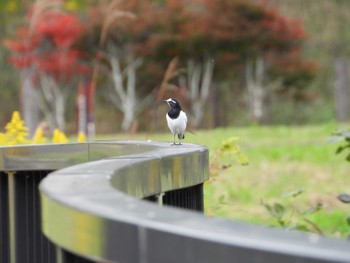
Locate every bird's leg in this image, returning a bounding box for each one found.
[172,133,176,145]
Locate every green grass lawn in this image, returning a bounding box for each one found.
[202,124,350,238]
[107,123,350,238]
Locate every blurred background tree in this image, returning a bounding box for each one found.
[0,0,348,135]
[4,4,89,134]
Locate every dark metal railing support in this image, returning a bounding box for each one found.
[3,170,56,263]
[7,171,16,263]
[0,172,9,263]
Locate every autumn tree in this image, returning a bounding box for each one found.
[75,0,160,132]
[151,0,315,125]
[72,0,314,131]
[147,0,216,128]
[196,0,314,123]
[4,2,88,133]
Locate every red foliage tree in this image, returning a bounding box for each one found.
[4,8,89,131]
[151,0,316,124]
[74,0,163,131]
[4,10,88,82]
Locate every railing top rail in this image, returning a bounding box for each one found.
[0,140,203,171]
[37,141,350,263]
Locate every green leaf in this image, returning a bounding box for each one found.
[336,146,344,154]
[273,203,285,218]
[264,203,274,216]
[277,219,286,227]
[342,131,350,138]
[338,193,350,203]
[347,216,350,226]
[282,189,304,198]
[221,137,240,153]
[237,153,249,166]
[346,153,350,162]
[332,130,350,138]
[218,195,226,204]
[301,203,323,215]
[264,202,285,219]
[295,224,310,232]
[328,136,344,144]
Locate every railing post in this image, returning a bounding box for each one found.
[6,170,55,263]
[0,172,9,263]
[56,246,95,263]
[7,171,16,263]
[56,247,64,263]
[157,193,165,206]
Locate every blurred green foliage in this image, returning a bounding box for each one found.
[330,129,350,238]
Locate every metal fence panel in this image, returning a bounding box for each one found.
[8,170,56,263]
[163,184,204,211]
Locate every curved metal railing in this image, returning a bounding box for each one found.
[39,141,350,263]
[1,141,350,263]
[40,141,209,262]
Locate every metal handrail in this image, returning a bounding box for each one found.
[37,141,350,263]
[1,141,207,263]
[39,141,209,262]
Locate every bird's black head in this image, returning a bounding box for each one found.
[164,98,181,110]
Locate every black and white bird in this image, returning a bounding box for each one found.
[164,98,188,145]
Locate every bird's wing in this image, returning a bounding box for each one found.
[183,111,188,124]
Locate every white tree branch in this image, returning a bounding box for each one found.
[110,55,127,102]
[200,57,214,102]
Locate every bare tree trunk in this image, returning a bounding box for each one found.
[36,74,67,131]
[210,82,220,128]
[20,68,40,137]
[187,57,214,128]
[334,57,349,122]
[109,54,143,131]
[245,57,265,123]
[77,80,88,135]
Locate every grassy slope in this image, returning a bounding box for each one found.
[109,123,350,238]
[201,124,350,238]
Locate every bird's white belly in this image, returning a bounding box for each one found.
[166,111,187,134]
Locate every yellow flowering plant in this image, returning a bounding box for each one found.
[2,111,30,145]
[209,137,249,181]
[0,111,86,146]
[52,129,69,143]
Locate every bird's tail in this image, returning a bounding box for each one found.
[178,133,185,140]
